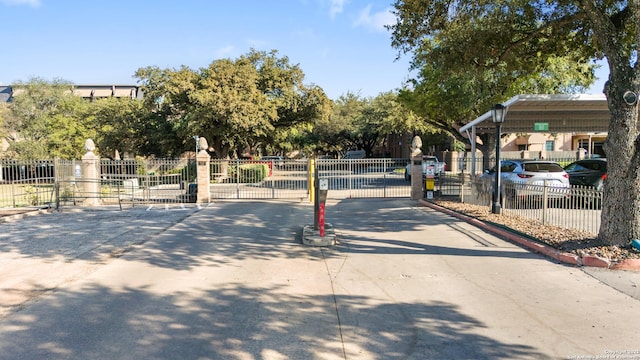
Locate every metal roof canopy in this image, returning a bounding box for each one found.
[459,94,613,135]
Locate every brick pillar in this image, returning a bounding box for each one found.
[411,150,423,200]
[81,139,100,206]
[410,135,424,200]
[196,150,210,203]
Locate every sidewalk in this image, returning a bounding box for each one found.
[0,205,200,318]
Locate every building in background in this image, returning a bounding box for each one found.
[1,84,142,103]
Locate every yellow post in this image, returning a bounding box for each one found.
[309,158,315,203]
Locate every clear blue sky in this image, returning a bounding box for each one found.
[0,0,414,100]
[0,0,607,100]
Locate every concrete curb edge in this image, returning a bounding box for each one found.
[0,207,52,223]
[418,199,640,271]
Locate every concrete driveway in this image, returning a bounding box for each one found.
[0,199,639,359]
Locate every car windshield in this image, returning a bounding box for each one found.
[522,162,564,172]
[565,163,587,172]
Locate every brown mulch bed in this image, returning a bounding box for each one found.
[432,200,640,263]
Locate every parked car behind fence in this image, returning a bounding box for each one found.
[481,160,571,203]
[564,158,607,190]
[405,155,446,181]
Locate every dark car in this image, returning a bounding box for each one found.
[563,158,607,190]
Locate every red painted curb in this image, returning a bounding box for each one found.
[611,258,640,271]
[581,255,611,268]
[418,199,610,269]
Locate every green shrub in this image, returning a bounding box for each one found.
[164,161,196,183]
[23,185,39,206]
[228,164,269,183]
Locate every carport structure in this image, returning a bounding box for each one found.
[458,94,619,175]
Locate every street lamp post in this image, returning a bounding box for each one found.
[193,136,200,154]
[193,136,200,185]
[491,104,506,214]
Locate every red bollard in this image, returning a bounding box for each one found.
[319,203,325,237]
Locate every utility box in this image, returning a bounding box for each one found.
[425,165,435,191]
[425,164,435,199]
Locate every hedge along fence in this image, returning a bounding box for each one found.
[227,163,270,183]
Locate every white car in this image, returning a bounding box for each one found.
[483,160,570,199]
[404,156,445,181]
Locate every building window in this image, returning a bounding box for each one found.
[517,144,528,151]
[545,140,555,151]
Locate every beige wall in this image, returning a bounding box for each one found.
[502,132,575,152]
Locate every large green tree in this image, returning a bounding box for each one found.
[91,97,172,158]
[389,0,639,246]
[314,91,428,157]
[135,49,329,159]
[2,78,96,159]
[391,1,595,168]
[244,50,333,156]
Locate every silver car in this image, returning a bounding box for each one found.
[484,160,571,199]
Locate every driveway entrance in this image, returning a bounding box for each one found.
[209,159,410,200]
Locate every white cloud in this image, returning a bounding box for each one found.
[329,0,347,19]
[353,4,395,32]
[0,0,41,7]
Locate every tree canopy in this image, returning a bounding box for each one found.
[135,49,333,159]
[1,78,96,159]
[311,91,428,157]
[390,1,597,162]
[389,0,639,246]
[2,49,421,162]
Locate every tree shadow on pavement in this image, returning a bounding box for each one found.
[0,198,528,268]
[0,282,549,360]
[0,207,195,262]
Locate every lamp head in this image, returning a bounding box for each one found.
[491,103,506,124]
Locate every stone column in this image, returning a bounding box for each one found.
[196,137,211,203]
[448,151,459,175]
[81,139,100,206]
[410,136,424,200]
[577,148,586,160]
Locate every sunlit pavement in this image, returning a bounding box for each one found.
[0,199,639,359]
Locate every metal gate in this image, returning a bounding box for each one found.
[54,158,196,208]
[209,158,410,200]
[1,158,409,208]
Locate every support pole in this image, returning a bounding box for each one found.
[492,123,502,214]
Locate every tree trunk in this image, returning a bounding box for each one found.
[478,133,495,172]
[212,139,231,160]
[599,79,640,246]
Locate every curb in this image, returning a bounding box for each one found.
[0,207,52,223]
[418,199,640,271]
